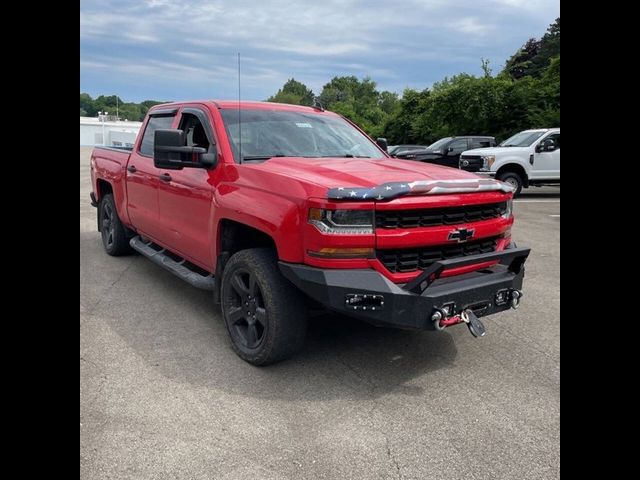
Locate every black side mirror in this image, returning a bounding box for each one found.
[544,139,556,151]
[376,137,388,152]
[536,139,555,153]
[154,129,216,170]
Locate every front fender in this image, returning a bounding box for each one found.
[493,156,530,175]
[213,186,306,262]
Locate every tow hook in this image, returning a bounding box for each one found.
[431,308,486,338]
[511,290,522,309]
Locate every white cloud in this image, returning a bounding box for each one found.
[80,0,560,100]
[448,17,490,35]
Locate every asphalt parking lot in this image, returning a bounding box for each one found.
[80,147,559,480]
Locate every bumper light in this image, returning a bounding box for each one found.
[307,247,374,259]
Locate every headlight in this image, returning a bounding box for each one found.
[308,208,374,234]
[502,199,513,219]
[481,155,496,171]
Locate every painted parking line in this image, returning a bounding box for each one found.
[549,215,560,217]
[514,200,560,203]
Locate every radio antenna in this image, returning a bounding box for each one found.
[237,52,242,163]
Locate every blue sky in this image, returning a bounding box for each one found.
[80,0,559,103]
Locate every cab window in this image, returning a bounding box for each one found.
[179,113,211,150]
[139,115,175,156]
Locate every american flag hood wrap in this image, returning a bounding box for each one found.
[327,178,514,201]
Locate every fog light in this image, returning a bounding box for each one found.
[495,289,509,306]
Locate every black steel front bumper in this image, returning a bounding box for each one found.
[279,246,530,330]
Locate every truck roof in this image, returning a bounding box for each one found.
[521,128,560,133]
[150,100,335,114]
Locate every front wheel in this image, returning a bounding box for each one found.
[497,172,524,197]
[220,248,308,365]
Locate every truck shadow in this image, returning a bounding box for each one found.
[517,188,560,199]
[82,231,458,401]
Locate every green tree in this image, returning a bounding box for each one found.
[80,93,96,116]
[503,17,559,79]
[503,38,540,80]
[267,78,315,106]
[382,88,431,144]
[315,76,398,137]
[79,94,164,121]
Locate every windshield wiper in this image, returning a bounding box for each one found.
[242,154,285,161]
[320,154,371,158]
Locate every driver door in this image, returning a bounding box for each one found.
[441,138,469,167]
[531,133,560,179]
[155,106,218,269]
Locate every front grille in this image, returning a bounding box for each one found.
[375,202,507,229]
[460,155,483,172]
[377,237,499,273]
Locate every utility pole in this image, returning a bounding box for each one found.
[98,111,108,146]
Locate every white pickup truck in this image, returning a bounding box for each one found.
[458,128,560,195]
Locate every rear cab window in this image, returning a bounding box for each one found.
[471,138,494,149]
[139,114,176,157]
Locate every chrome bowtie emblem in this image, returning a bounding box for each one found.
[448,228,475,242]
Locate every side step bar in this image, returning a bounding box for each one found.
[129,236,215,290]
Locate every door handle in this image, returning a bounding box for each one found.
[159,173,172,182]
[127,165,137,173]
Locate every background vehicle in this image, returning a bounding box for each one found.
[387,144,429,156]
[395,136,497,168]
[90,101,528,365]
[459,128,560,196]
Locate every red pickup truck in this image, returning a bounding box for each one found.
[90,100,529,365]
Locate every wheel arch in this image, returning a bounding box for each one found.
[496,163,529,187]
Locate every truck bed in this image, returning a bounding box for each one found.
[90,146,133,226]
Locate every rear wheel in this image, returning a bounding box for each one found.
[497,171,523,197]
[99,194,132,256]
[221,248,307,365]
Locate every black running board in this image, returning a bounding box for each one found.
[129,236,215,290]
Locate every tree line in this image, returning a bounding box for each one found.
[80,94,163,122]
[80,17,558,144]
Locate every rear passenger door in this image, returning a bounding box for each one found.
[155,106,218,269]
[126,109,177,240]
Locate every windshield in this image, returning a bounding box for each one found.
[426,137,452,150]
[500,131,546,147]
[219,108,386,162]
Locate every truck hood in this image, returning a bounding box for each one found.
[245,157,512,200]
[463,146,530,156]
[258,157,480,187]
